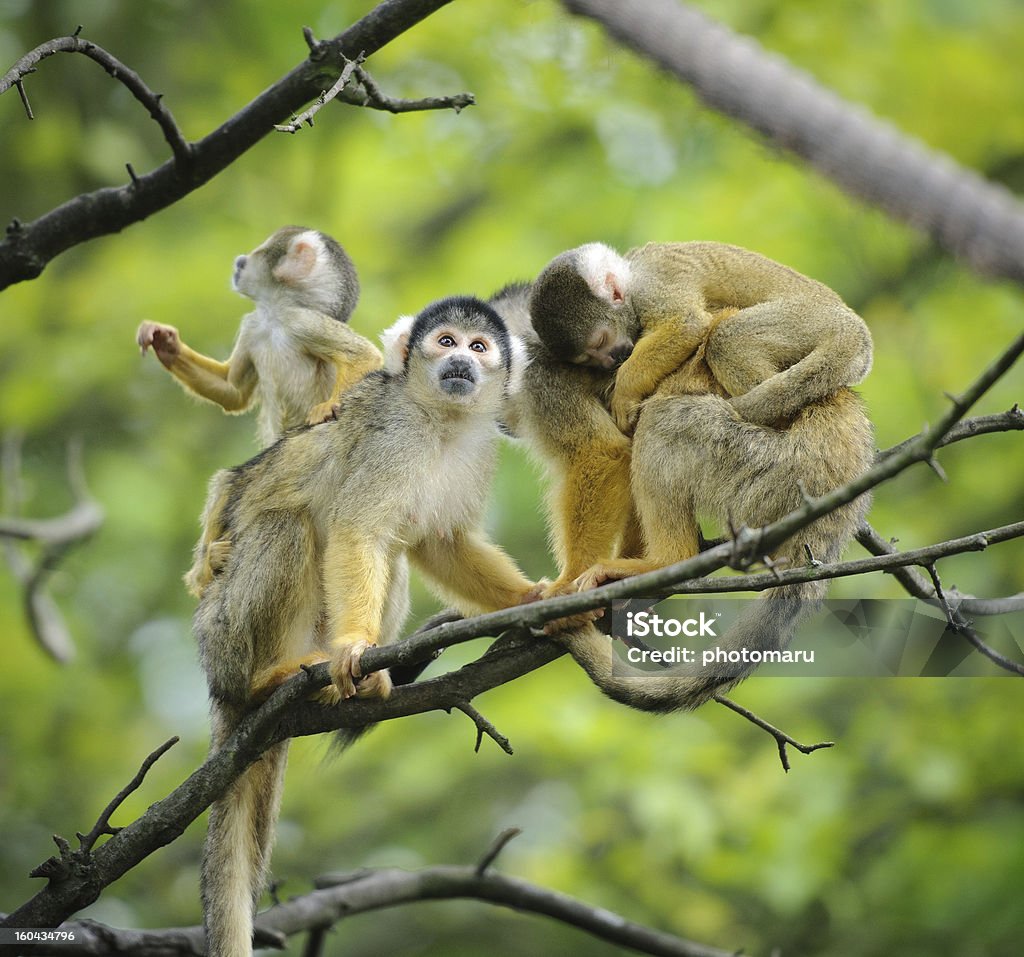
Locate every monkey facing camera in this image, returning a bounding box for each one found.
[195,295,538,957]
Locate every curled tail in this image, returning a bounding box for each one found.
[559,582,816,713]
[201,710,289,957]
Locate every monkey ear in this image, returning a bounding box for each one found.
[380,314,415,374]
[575,243,630,306]
[273,234,320,285]
[504,334,530,396]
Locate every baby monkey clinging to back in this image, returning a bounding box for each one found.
[521,241,874,711]
[137,225,382,445]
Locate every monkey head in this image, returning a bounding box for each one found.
[231,226,360,322]
[529,243,639,369]
[381,296,528,408]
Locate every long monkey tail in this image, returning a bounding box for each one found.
[557,581,816,713]
[201,709,289,957]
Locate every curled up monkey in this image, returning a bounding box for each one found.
[496,240,875,711]
[194,296,537,957]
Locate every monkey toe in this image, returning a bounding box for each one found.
[330,639,378,700]
[518,579,551,605]
[314,684,343,706]
[355,669,393,700]
[536,579,604,635]
[207,538,232,573]
[574,559,658,592]
[306,400,339,426]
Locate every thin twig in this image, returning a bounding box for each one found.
[342,64,475,113]
[877,406,1024,462]
[454,701,514,755]
[274,54,364,133]
[29,737,179,880]
[1,434,104,662]
[77,737,180,853]
[476,828,522,876]
[857,523,1024,676]
[714,695,834,772]
[1,32,191,164]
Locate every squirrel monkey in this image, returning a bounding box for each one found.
[194,296,536,957]
[494,241,874,711]
[136,225,382,443]
[136,226,384,595]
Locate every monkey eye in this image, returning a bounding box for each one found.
[469,340,487,353]
[438,334,456,348]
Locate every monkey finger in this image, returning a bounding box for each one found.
[306,400,340,426]
[518,579,551,605]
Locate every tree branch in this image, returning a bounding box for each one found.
[714,695,834,773]
[0,30,190,164]
[855,523,1024,676]
[0,629,565,929]
[340,64,475,114]
[273,53,365,133]
[1,434,104,663]
[1,850,737,957]
[876,406,1024,462]
[0,0,458,290]
[563,0,1024,285]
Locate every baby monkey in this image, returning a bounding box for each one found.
[137,226,383,594]
[136,225,381,444]
[195,296,536,957]
[529,240,874,592]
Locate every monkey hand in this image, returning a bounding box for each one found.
[306,399,340,426]
[136,321,181,367]
[609,389,644,435]
[535,577,605,636]
[330,637,393,700]
[517,579,550,605]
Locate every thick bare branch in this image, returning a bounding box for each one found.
[0,630,564,929]
[0,0,457,290]
[1,854,735,957]
[563,0,1024,285]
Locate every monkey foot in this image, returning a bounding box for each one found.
[573,559,659,592]
[330,639,393,700]
[538,577,605,636]
[251,653,330,703]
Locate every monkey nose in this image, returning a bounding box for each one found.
[609,343,634,368]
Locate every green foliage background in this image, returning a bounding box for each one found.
[1,1,1022,954]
